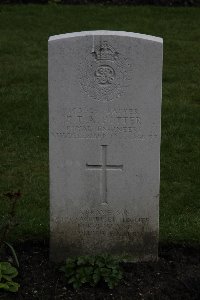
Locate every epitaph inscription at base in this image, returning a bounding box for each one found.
[49,31,163,262]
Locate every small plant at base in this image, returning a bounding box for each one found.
[0,262,20,292]
[0,190,21,267]
[0,191,21,294]
[60,254,123,289]
[0,190,21,248]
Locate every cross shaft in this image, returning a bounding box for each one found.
[86,145,123,204]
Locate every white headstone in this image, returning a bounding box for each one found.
[49,31,163,262]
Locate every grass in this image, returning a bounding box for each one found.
[0,4,199,245]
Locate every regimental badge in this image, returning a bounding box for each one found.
[79,41,132,102]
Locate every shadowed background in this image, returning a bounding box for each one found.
[0,4,199,245]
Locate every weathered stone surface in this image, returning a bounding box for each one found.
[49,31,163,262]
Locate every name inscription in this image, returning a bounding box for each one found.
[56,106,144,139]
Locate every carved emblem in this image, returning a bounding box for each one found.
[95,65,115,85]
[79,41,132,102]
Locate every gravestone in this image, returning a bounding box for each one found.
[49,31,163,262]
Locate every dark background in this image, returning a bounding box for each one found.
[0,0,200,7]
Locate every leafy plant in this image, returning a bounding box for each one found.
[0,262,20,292]
[0,191,21,267]
[4,242,19,268]
[60,254,123,289]
[0,191,20,294]
[0,191,21,246]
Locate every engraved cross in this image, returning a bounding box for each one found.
[86,145,123,204]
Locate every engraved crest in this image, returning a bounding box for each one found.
[79,41,132,102]
[95,65,115,85]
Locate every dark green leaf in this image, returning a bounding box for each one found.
[5,281,20,292]
[73,280,82,289]
[93,272,101,284]
[68,277,76,284]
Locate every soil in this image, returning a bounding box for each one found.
[1,241,200,300]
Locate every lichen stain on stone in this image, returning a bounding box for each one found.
[50,218,158,263]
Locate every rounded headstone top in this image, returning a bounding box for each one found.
[48,30,163,44]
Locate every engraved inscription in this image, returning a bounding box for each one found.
[72,209,150,239]
[79,41,133,102]
[86,145,123,204]
[54,106,144,139]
